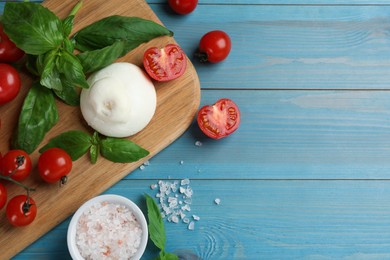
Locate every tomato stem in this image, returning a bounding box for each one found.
[194,51,208,63]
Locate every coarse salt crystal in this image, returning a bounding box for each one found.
[214,198,221,205]
[188,221,195,230]
[195,141,202,147]
[76,201,142,259]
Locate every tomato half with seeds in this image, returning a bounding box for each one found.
[38,148,72,184]
[0,183,7,210]
[6,195,37,227]
[0,63,21,105]
[143,44,187,82]
[1,150,32,182]
[0,24,24,63]
[197,98,240,139]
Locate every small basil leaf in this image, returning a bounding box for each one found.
[2,2,63,55]
[62,15,74,38]
[100,137,149,163]
[53,78,80,106]
[77,41,126,74]
[58,49,89,89]
[74,16,173,55]
[89,144,99,164]
[40,49,62,91]
[145,194,166,251]
[12,82,59,154]
[164,253,179,260]
[39,130,92,161]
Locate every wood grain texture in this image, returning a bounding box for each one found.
[14,180,390,260]
[122,90,390,180]
[0,0,200,258]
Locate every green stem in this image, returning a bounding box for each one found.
[69,1,83,17]
[0,175,35,193]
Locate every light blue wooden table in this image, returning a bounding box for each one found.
[5,0,390,259]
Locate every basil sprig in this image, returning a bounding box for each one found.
[145,194,179,260]
[2,2,173,154]
[39,130,149,164]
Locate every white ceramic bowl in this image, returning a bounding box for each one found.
[67,194,148,260]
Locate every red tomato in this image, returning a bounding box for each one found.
[0,24,24,63]
[6,194,37,227]
[0,63,21,105]
[143,44,187,82]
[1,150,32,182]
[197,98,240,139]
[168,0,198,15]
[0,183,6,210]
[197,30,231,63]
[38,148,72,184]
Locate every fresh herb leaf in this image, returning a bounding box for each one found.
[40,49,63,91]
[53,78,80,106]
[77,41,126,74]
[73,16,173,56]
[12,82,59,154]
[145,194,166,251]
[163,253,179,260]
[62,15,75,38]
[2,2,64,55]
[57,49,89,89]
[100,136,149,163]
[39,130,92,161]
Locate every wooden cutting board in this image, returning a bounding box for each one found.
[0,0,200,258]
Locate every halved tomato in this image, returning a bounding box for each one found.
[143,44,187,82]
[197,98,240,139]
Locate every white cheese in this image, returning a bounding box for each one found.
[80,62,156,137]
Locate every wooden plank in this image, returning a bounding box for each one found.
[13,179,390,259]
[0,0,200,258]
[122,89,390,180]
[146,4,390,90]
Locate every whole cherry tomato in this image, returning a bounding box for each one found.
[6,194,37,227]
[197,98,240,139]
[143,44,187,82]
[1,150,32,182]
[197,30,231,63]
[168,0,198,15]
[0,183,7,210]
[38,148,72,184]
[0,63,21,105]
[0,24,24,63]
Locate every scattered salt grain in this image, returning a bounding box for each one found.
[150,184,158,190]
[180,160,184,165]
[151,178,199,228]
[139,165,145,170]
[76,201,142,259]
[193,215,200,221]
[188,221,195,230]
[195,141,202,147]
[214,198,221,205]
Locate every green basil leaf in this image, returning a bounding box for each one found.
[57,49,89,89]
[62,15,75,38]
[145,194,166,251]
[39,130,92,161]
[53,78,80,106]
[100,137,149,163]
[74,16,173,55]
[90,144,99,164]
[2,2,63,55]
[40,49,62,91]
[12,82,59,154]
[164,253,179,260]
[77,41,126,74]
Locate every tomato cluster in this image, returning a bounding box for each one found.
[0,147,73,227]
[0,24,24,106]
[165,2,239,139]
